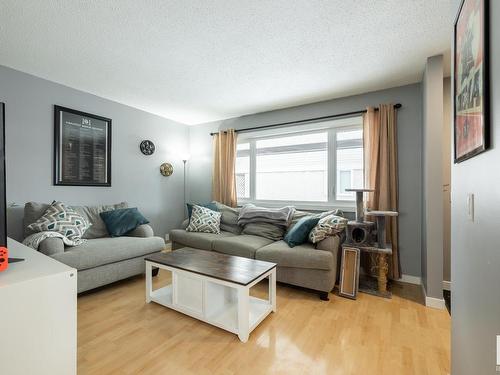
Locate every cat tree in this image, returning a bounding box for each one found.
[343,188,398,298]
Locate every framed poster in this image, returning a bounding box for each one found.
[54,106,112,186]
[454,0,489,163]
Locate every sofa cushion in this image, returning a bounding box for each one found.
[255,240,333,270]
[24,202,50,238]
[212,235,273,259]
[170,229,235,251]
[73,202,128,239]
[51,236,165,271]
[241,222,285,241]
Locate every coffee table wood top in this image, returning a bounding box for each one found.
[145,248,276,286]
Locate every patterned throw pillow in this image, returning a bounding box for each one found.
[27,201,91,242]
[186,205,222,234]
[308,214,348,244]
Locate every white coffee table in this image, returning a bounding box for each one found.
[145,247,277,342]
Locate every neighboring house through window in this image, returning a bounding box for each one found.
[235,116,364,209]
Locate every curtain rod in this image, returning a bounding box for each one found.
[210,103,401,136]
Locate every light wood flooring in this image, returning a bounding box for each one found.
[78,272,450,375]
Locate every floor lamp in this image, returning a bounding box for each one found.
[182,154,190,217]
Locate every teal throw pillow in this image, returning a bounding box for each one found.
[187,202,219,220]
[284,216,320,247]
[100,207,149,237]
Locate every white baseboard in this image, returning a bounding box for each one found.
[400,275,451,293]
[399,274,422,285]
[421,284,446,310]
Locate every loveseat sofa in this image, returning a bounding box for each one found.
[170,204,341,300]
[23,202,165,293]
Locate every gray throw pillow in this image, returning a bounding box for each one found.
[242,222,285,241]
[215,201,242,234]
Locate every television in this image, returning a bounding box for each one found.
[0,102,5,248]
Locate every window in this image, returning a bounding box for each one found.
[235,117,363,208]
[236,143,250,198]
[336,129,364,200]
[256,132,328,202]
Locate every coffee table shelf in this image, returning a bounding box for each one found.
[150,284,173,305]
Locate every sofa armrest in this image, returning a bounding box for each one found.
[316,235,340,281]
[38,237,65,256]
[126,224,154,238]
[316,235,340,255]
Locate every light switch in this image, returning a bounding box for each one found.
[467,193,474,222]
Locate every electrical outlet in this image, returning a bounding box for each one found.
[467,193,474,222]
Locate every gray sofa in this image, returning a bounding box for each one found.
[23,202,165,293]
[170,206,340,300]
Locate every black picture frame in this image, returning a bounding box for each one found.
[453,0,489,163]
[54,105,112,187]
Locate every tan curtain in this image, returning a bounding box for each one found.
[363,104,400,279]
[212,129,238,207]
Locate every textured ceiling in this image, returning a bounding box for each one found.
[0,1,452,125]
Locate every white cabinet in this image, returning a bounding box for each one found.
[0,238,77,375]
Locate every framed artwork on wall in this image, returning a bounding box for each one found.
[54,106,112,186]
[453,0,489,163]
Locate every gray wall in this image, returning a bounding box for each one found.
[421,55,444,299]
[0,65,189,241]
[451,1,500,374]
[189,83,423,278]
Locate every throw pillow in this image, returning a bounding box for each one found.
[187,202,219,221]
[186,205,222,234]
[242,222,285,241]
[309,214,348,243]
[284,216,320,248]
[100,207,149,237]
[214,201,242,234]
[287,209,345,233]
[287,210,321,233]
[72,202,128,239]
[27,201,91,243]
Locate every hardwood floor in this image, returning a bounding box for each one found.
[78,272,450,375]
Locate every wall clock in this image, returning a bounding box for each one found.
[140,140,155,155]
